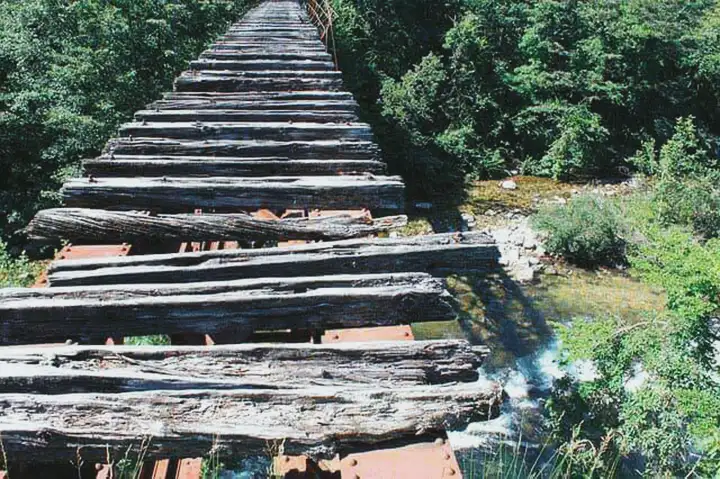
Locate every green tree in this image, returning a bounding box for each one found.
[0,0,249,247]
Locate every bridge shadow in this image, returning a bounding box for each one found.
[453,268,554,372]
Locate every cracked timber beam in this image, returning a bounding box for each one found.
[26,208,407,243]
[61,176,405,212]
[0,273,456,344]
[47,232,499,287]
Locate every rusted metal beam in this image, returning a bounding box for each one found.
[322,325,414,343]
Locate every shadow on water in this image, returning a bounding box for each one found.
[414,268,554,370]
[461,269,553,369]
[411,261,665,477]
[413,267,665,368]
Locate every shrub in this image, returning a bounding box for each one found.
[0,240,42,287]
[532,194,626,267]
[527,104,609,180]
[630,117,720,239]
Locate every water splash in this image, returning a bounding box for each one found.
[450,338,597,452]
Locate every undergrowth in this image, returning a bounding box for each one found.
[0,240,43,287]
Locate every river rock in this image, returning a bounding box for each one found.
[461,212,477,231]
[500,180,518,190]
[513,259,535,283]
[486,219,544,283]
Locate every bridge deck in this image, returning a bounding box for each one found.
[3,1,502,477]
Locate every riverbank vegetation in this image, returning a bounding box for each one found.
[531,118,720,476]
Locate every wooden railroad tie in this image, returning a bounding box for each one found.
[1,0,505,477]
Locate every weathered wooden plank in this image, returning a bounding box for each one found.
[227,25,318,31]
[148,99,358,112]
[225,31,318,36]
[61,175,405,212]
[189,59,335,71]
[0,382,502,463]
[174,75,342,92]
[199,51,332,61]
[225,28,317,34]
[47,232,498,286]
[133,109,359,123]
[234,24,314,27]
[105,138,381,160]
[160,91,354,101]
[220,34,319,41]
[212,39,325,45]
[206,49,330,56]
[118,122,372,141]
[0,340,489,392]
[186,70,342,79]
[209,42,327,51]
[0,273,456,344]
[82,156,386,177]
[225,26,317,30]
[222,33,318,40]
[26,208,406,242]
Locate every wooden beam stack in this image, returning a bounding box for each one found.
[24,0,405,243]
[0,341,501,463]
[7,0,504,471]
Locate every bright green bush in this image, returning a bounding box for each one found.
[532,195,626,267]
[631,117,720,239]
[521,103,609,180]
[332,0,720,195]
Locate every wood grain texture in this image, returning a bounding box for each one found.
[174,75,342,92]
[159,91,354,102]
[82,156,386,177]
[26,208,406,242]
[61,175,405,212]
[117,122,372,141]
[105,138,380,160]
[133,109,359,123]
[0,273,457,344]
[47,232,498,286]
[0,340,489,392]
[0,382,502,463]
[199,51,333,61]
[147,99,358,112]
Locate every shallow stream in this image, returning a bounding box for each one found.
[412,268,665,476]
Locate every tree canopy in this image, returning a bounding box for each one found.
[332,0,720,195]
[0,0,249,248]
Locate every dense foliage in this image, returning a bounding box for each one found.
[0,0,249,249]
[542,119,720,476]
[331,0,720,196]
[532,195,626,267]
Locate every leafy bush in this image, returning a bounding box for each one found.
[532,195,626,267]
[332,0,720,194]
[631,117,720,239]
[521,103,609,180]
